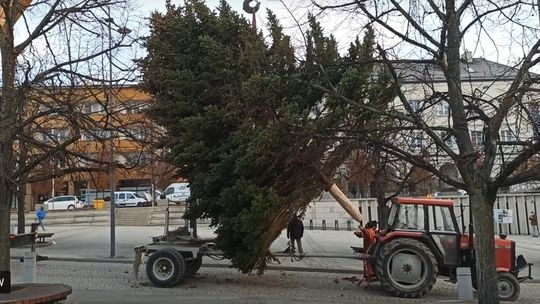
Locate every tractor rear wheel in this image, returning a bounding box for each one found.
[146,249,185,287]
[497,272,520,301]
[375,238,438,298]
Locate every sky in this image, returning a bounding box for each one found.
[136,0,540,69]
[138,0,364,54]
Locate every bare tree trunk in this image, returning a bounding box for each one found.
[1,9,17,292]
[470,192,499,304]
[16,177,26,234]
[16,136,28,234]
[0,175,13,293]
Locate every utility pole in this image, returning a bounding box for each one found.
[106,6,116,258]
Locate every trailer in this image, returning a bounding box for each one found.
[133,207,223,287]
[134,183,360,287]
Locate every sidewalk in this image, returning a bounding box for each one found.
[10,225,540,279]
[10,225,362,272]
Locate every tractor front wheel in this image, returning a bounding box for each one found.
[375,238,438,298]
[497,272,520,301]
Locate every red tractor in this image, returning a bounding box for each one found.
[359,197,533,301]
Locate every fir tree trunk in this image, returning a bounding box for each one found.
[470,192,499,304]
[373,149,389,228]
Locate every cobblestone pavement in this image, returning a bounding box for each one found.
[8,260,540,303]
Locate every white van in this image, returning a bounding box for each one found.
[163,183,190,204]
[114,191,150,207]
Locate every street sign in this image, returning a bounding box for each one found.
[494,209,513,224]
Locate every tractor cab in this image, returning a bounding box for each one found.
[387,197,459,234]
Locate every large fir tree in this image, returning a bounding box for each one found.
[140,0,394,273]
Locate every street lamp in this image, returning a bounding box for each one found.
[105,7,131,258]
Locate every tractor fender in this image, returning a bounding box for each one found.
[379,231,424,242]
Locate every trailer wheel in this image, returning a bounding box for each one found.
[497,272,520,301]
[376,238,438,298]
[146,249,185,287]
[184,256,203,278]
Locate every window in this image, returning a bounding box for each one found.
[42,128,69,142]
[429,206,456,232]
[119,193,125,200]
[82,103,105,114]
[409,100,423,112]
[163,188,174,195]
[124,152,151,166]
[127,193,135,199]
[130,127,148,141]
[413,131,423,148]
[396,204,425,230]
[436,102,450,116]
[500,130,516,142]
[123,101,149,114]
[439,131,456,149]
[470,130,483,146]
[56,128,68,141]
[532,108,540,138]
[81,132,92,141]
[95,130,111,139]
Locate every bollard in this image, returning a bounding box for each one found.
[456,267,474,300]
[322,220,326,230]
[309,219,313,230]
[347,220,352,231]
[335,220,339,231]
[23,251,37,283]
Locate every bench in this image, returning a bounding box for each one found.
[36,232,54,243]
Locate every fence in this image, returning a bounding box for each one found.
[304,193,540,235]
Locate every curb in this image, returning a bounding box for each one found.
[10,255,361,275]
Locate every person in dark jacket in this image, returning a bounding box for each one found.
[287,214,305,255]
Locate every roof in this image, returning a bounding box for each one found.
[394,58,530,83]
[392,197,454,207]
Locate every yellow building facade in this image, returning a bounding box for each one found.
[25,85,175,208]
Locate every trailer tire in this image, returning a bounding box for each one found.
[497,272,520,302]
[146,249,185,287]
[376,238,438,298]
[184,256,203,278]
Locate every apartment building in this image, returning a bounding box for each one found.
[25,85,175,208]
[346,52,539,197]
[402,53,538,192]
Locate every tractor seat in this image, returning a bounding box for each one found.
[516,255,531,271]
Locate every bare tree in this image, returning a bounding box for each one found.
[310,1,540,303]
[0,0,144,292]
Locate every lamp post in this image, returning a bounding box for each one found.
[105,7,131,258]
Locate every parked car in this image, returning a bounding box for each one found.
[143,189,162,203]
[162,183,190,204]
[114,191,150,207]
[44,195,82,211]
